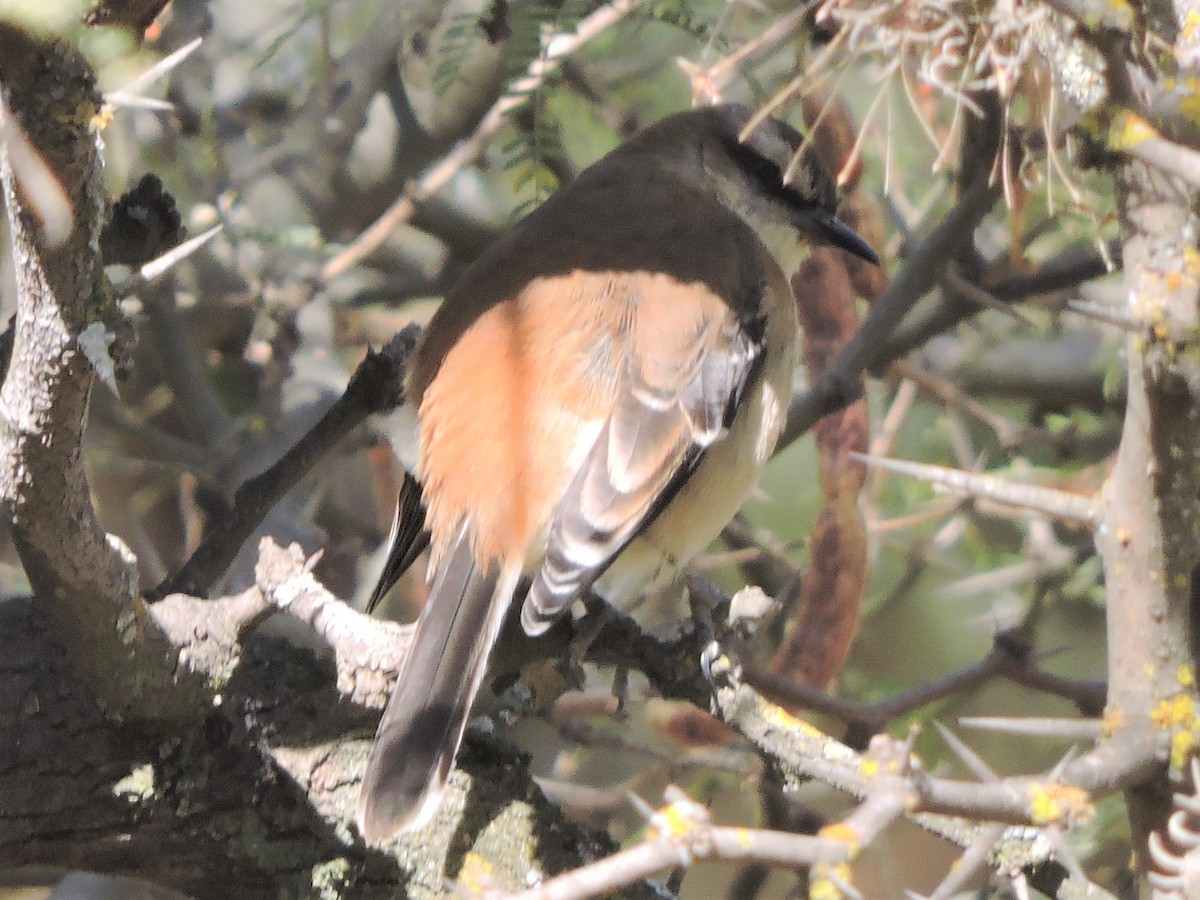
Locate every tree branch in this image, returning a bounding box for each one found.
[0,26,207,721]
[152,326,417,599]
[779,171,1003,449]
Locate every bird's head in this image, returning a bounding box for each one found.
[620,104,880,268]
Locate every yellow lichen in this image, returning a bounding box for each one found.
[91,104,116,131]
[456,852,496,894]
[1177,75,1200,128]
[1179,666,1196,689]
[1184,11,1200,41]
[810,863,854,900]
[1152,692,1195,728]
[818,822,861,857]
[1028,782,1094,826]
[762,702,825,738]
[662,803,696,838]
[1184,246,1200,277]
[1151,693,1200,771]
[646,799,703,842]
[1170,728,1197,771]
[1109,111,1158,149]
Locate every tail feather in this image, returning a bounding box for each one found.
[365,471,430,614]
[359,527,517,840]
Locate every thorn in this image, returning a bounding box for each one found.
[957,716,1104,740]
[1063,297,1135,330]
[926,823,1004,900]
[303,548,325,574]
[938,560,1040,600]
[898,723,921,773]
[0,97,73,249]
[104,93,176,112]
[826,867,864,900]
[943,268,1033,325]
[662,784,686,804]
[1048,745,1081,780]
[116,37,203,97]
[933,721,998,782]
[113,225,223,297]
[675,57,721,104]
[850,453,1097,523]
[626,790,656,821]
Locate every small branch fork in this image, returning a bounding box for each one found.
[151,539,411,709]
[495,748,915,900]
[744,629,1106,728]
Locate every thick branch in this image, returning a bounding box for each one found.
[0,29,205,720]
[711,660,1155,848]
[1097,154,1200,863]
[0,590,614,898]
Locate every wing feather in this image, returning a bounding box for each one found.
[522,277,762,635]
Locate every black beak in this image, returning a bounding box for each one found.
[815,211,881,266]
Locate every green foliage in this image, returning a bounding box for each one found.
[255,0,338,69]
[502,112,567,218]
[498,1,586,213]
[431,11,478,96]
[641,0,713,43]
[0,0,83,35]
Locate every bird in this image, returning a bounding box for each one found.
[359,103,880,841]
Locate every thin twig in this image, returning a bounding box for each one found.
[151,327,419,599]
[496,770,912,900]
[743,631,1106,728]
[779,171,1003,449]
[320,0,641,284]
[851,453,1097,523]
[679,2,815,102]
[112,225,223,297]
[891,358,1070,454]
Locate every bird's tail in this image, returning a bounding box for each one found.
[359,526,516,840]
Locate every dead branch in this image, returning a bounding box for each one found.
[152,326,417,599]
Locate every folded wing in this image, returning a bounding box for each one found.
[522,273,763,634]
